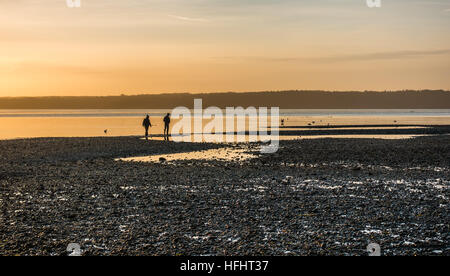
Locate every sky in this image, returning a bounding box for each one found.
[1,0,450,96]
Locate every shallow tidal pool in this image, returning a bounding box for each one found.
[116,147,258,163]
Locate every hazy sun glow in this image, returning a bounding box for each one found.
[1,0,450,96]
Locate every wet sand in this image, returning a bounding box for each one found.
[0,126,449,256]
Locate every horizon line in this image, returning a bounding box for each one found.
[2,89,450,98]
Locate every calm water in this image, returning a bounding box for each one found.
[0,109,449,140]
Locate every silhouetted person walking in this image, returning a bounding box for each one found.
[163,113,170,141]
[142,115,152,140]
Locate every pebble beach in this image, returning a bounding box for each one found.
[0,126,449,256]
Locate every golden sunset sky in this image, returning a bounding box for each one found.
[1,0,450,96]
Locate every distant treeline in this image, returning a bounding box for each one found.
[1,90,450,109]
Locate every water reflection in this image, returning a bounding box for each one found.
[0,109,449,140]
[117,147,258,163]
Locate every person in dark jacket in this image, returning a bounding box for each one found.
[142,115,152,140]
[163,113,170,141]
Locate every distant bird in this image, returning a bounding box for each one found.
[104,129,108,134]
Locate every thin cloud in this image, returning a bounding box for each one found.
[321,49,450,62]
[7,62,116,76]
[168,14,209,22]
[219,49,450,63]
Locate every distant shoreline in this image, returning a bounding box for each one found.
[1,90,450,109]
[1,124,449,141]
